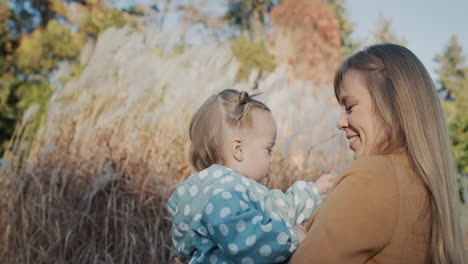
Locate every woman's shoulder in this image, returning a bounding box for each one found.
[337,154,410,193]
[342,154,411,178]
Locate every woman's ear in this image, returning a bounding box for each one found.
[231,137,244,162]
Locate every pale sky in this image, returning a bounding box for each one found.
[347,0,468,79]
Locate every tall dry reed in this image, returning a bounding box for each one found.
[0,26,349,263]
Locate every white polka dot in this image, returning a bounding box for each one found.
[313,185,320,194]
[167,207,175,216]
[179,222,189,231]
[252,215,263,224]
[270,212,281,221]
[184,205,191,216]
[201,237,209,244]
[259,244,272,256]
[256,186,265,193]
[306,198,315,209]
[235,184,246,192]
[242,193,249,201]
[241,177,251,186]
[240,201,248,211]
[288,209,294,218]
[205,203,213,215]
[289,243,297,252]
[249,193,258,202]
[246,235,256,246]
[204,186,211,193]
[236,220,246,232]
[241,257,254,264]
[260,201,265,211]
[199,169,208,179]
[218,243,224,252]
[198,226,207,235]
[224,176,234,182]
[210,254,217,264]
[221,192,232,199]
[190,230,196,237]
[277,232,289,245]
[220,208,231,218]
[172,237,178,247]
[179,242,186,253]
[276,199,285,207]
[228,243,238,255]
[207,223,215,235]
[260,223,272,232]
[213,170,223,178]
[297,213,305,224]
[194,213,202,221]
[220,224,229,236]
[294,196,300,206]
[190,185,199,196]
[297,181,306,190]
[213,188,224,195]
[177,186,185,196]
[174,229,183,237]
[275,256,287,262]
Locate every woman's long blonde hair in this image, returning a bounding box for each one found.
[334,43,465,263]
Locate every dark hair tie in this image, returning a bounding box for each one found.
[239,91,249,105]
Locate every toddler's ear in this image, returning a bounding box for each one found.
[231,137,244,162]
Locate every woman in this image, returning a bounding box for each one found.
[291,44,465,263]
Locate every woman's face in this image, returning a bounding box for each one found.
[336,69,386,159]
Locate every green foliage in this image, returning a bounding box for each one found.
[0,0,138,156]
[436,35,468,202]
[80,7,131,38]
[16,20,85,76]
[225,0,274,42]
[435,35,466,100]
[231,34,275,81]
[445,75,468,173]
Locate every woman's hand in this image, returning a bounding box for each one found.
[315,173,337,197]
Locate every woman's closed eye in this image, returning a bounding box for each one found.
[345,105,355,113]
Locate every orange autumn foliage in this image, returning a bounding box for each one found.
[269,0,341,86]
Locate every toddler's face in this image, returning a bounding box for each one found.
[242,110,277,182]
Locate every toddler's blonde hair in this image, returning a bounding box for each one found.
[189,89,270,171]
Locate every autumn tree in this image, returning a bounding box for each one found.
[317,0,359,58]
[269,0,341,86]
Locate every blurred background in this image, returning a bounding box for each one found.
[0,0,467,263]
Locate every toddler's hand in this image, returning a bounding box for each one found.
[292,225,308,245]
[315,173,337,197]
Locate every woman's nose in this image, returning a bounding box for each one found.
[336,110,348,130]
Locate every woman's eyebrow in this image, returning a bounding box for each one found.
[340,95,356,105]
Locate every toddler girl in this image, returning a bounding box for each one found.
[166,89,334,263]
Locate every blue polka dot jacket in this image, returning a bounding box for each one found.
[166,164,322,264]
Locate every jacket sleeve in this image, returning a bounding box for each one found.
[267,181,322,225]
[200,189,299,264]
[290,168,399,264]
